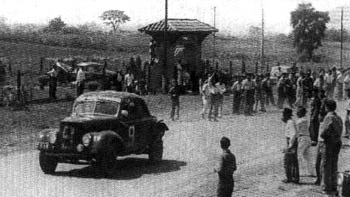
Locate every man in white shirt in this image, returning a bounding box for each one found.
[76,67,86,96]
[231,76,243,114]
[344,72,350,99]
[124,70,134,93]
[335,68,344,101]
[324,70,333,98]
[200,79,210,119]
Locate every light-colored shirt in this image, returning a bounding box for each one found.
[215,82,226,95]
[344,75,350,89]
[47,68,58,78]
[285,119,296,139]
[201,82,210,97]
[242,79,253,90]
[336,71,343,83]
[324,73,332,84]
[296,116,309,137]
[231,81,242,92]
[76,68,85,83]
[125,73,134,87]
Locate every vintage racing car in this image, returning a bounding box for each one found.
[37,91,168,175]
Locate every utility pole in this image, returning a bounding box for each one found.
[261,0,265,72]
[162,0,168,93]
[212,7,216,70]
[340,7,343,69]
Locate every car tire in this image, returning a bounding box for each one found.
[39,151,58,174]
[148,139,163,163]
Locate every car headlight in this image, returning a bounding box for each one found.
[48,132,57,144]
[82,134,92,147]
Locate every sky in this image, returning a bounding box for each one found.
[0,0,350,35]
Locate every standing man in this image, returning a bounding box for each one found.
[277,73,287,109]
[231,76,242,114]
[168,79,180,121]
[262,73,275,107]
[319,99,343,195]
[124,69,134,93]
[254,74,266,112]
[324,69,333,98]
[242,74,254,116]
[343,72,350,100]
[149,39,157,63]
[200,77,210,119]
[214,137,237,197]
[47,65,58,99]
[76,67,85,97]
[216,79,226,118]
[335,68,344,101]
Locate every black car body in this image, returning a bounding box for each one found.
[37,91,168,174]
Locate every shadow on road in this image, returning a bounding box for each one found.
[53,158,187,180]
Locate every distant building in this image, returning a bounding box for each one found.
[138,18,218,92]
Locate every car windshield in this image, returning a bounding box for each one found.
[73,100,120,116]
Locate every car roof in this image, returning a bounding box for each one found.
[75,91,143,102]
[76,62,103,67]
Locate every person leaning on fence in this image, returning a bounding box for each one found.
[231,76,243,114]
[281,107,300,184]
[214,137,237,197]
[47,65,58,100]
[76,67,85,97]
[169,79,180,121]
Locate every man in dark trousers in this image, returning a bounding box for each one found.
[47,65,58,99]
[214,137,237,197]
[262,73,275,107]
[319,99,343,195]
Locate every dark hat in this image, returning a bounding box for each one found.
[282,107,293,117]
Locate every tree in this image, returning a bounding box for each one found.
[325,28,349,42]
[45,16,66,32]
[291,3,330,61]
[100,10,130,34]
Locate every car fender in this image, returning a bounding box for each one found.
[152,120,169,139]
[89,130,125,154]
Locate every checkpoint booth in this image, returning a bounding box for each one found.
[138,18,218,92]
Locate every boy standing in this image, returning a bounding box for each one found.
[169,79,180,121]
[214,137,237,197]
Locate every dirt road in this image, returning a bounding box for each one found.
[1,95,350,197]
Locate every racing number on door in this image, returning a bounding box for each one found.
[128,125,135,146]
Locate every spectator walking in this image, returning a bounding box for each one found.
[76,67,85,97]
[169,79,180,121]
[47,65,58,99]
[254,74,266,112]
[214,137,237,197]
[295,107,314,176]
[319,99,343,195]
[282,107,299,184]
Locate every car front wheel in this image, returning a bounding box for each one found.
[148,139,163,163]
[39,151,58,174]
